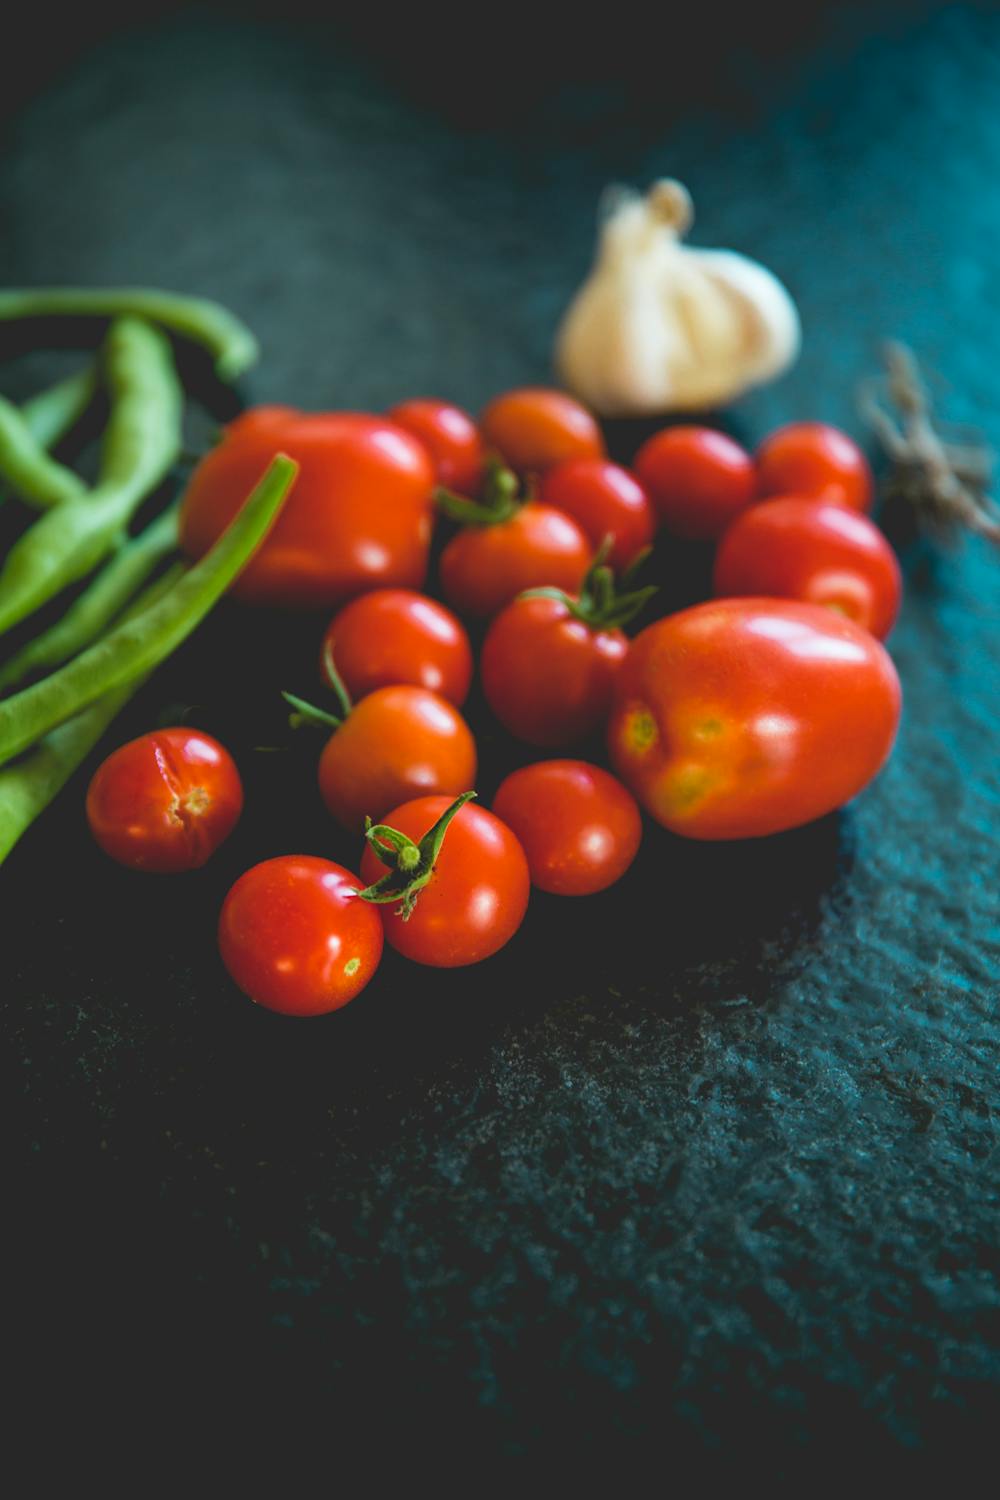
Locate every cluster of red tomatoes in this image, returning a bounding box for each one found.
[84,389,902,1017]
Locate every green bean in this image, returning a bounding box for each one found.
[0,453,296,767]
[0,394,88,508]
[0,286,259,382]
[20,365,97,450]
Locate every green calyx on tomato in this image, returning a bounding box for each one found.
[354,789,477,918]
[519,536,657,631]
[435,455,524,527]
[282,640,354,730]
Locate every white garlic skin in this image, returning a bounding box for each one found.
[554,180,801,418]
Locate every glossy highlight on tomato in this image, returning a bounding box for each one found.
[493,760,642,895]
[480,387,605,475]
[321,589,472,705]
[634,426,755,540]
[755,421,873,511]
[387,398,485,496]
[539,458,654,569]
[439,503,591,619]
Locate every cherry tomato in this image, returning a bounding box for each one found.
[633,426,755,540]
[480,388,605,475]
[538,458,654,569]
[179,409,435,608]
[439,504,591,619]
[387,398,484,496]
[86,728,243,872]
[321,589,472,705]
[318,686,477,831]
[493,760,642,896]
[755,422,873,511]
[218,856,383,1016]
[359,796,529,966]
[481,594,627,747]
[714,498,902,639]
[608,598,901,840]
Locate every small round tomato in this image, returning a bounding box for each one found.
[538,458,654,569]
[634,426,755,540]
[755,422,873,511]
[86,728,243,872]
[714,498,902,639]
[180,409,435,608]
[493,760,642,896]
[480,388,605,475]
[608,598,901,840]
[387,398,485,496]
[439,504,591,619]
[318,686,477,831]
[218,856,382,1016]
[359,796,529,966]
[321,590,472,705]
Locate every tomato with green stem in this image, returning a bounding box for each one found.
[387,398,484,496]
[538,458,654,569]
[634,426,755,540]
[320,589,472,706]
[479,387,605,475]
[755,422,873,511]
[493,760,642,895]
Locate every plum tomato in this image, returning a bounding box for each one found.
[320,589,473,706]
[358,795,529,967]
[755,421,873,511]
[387,398,485,496]
[608,598,901,839]
[86,728,243,872]
[439,503,591,619]
[218,855,383,1016]
[539,458,655,569]
[633,426,756,540]
[493,760,642,896]
[479,388,605,475]
[179,409,435,608]
[713,497,902,639]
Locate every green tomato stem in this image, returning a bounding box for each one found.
[354,790,477,919]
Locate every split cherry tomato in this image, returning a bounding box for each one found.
[755,422,873,511]
[633,426,756,540]
[387,398,485,496]
[539,458,655,569]
[179,409,435,608]
[608,598,901,840]
[480,388,605,475]
[714,498,902,639]
[218,855,383,1016]
[359,795,529,966]
[86,728,243,872]
[320,589,472,705]
[440,503,591,619]
[493,760,642,895]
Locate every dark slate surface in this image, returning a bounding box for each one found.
[1,3,998,1471]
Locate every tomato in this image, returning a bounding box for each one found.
[321,589,472,705]
[608,598,901,839]
[359,795,529,966]
[387,398,484,496]
[179,409,435,608]
[538,458,654,569]
[86,728,243,872]
[755,422,873,512]
[479,388,605,475]
[633,426,755,540]
[439,503,591,619]
[318,686,477,831]
[492,760,642,896]
[218,856,383,1016]
[714,498,902,639]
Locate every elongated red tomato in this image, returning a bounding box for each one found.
[493,760,642,895]
[480,388,605,474]
[387,398,484,496]
[439,503,591,619]
[86,728,243,872]
[218,856,383,1016]
[634,426,755,539]
[714,498,902,639]
[321,589,472,705]
[539,458,654,569]
[755,422,873,511]
[608,599,901,839]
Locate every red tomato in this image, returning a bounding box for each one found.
[755,422,873,512]
[387,398,484,496]
[439,503,591,619]
[321,589,472,705]
[538,458,654,569]
[481,593,627,747]
[714,498,902,639]
[608,598,901,840]
[634,426,755,540]
[492,760,642,895]
[359,796,529,966]
[318,686,477,831]
[179,409,435,608]
[218,855,382,1016]
[480,388,605,475]
[86,728,243,872]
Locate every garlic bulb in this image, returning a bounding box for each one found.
[554,179,801,417]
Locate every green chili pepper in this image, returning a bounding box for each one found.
[0,453,297,767]
[0,286,259,382]
[19,365,96,451]
[0,394,88,508]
